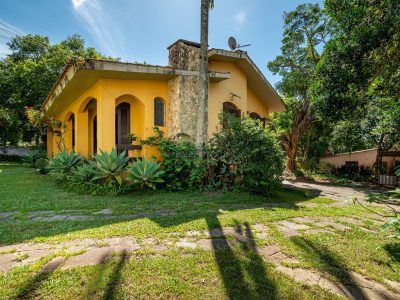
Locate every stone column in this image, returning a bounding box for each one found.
[168,41,200,140]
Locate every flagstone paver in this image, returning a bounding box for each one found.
[61,248,113,270]
[93,208,113,215]
[196,238,232,250]
[0,212,15,219]
[253,223,268,231]
[256,232,269,239]
[41,257,65,273]
[0,253,17,272]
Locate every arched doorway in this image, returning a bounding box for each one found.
[83,98,97,156]
[70,114,75,149]
[93,116,97,154]
[115,102,130,147]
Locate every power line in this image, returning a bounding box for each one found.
[0,27,17,37]
[0,21,22,35]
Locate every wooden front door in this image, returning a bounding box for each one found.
[116,103,130,151]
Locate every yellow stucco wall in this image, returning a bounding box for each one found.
[247,88,269,117]
[209,61,247,134]
[48,61,271,158]
[49,79,169,158]
[208,61,269,135]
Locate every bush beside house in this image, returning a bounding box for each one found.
[32,115,284,195]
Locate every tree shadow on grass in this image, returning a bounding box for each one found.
[103,250,128,300]
[291,237,368,300]
[204,215,277,299]
[0,188,312,245]
[0,185,316,299]
[84,250,128,300]
[14,258,64,299]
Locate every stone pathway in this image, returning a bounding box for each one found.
[259,241,400,300]
[275,216,367,237]
[283,180,381,202]
[1,215,398,299]
[0,209,177,222]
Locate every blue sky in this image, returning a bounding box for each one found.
[0,0,322,85]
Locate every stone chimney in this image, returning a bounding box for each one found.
[168,39,200,70]
[167,40,201,139]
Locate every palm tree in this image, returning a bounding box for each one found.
[196,0,214,151]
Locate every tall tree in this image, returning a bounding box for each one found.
[316,0,400,122]
[268,4,330,172]
[0,34,113,145]
[316,0,400,167]
[196,0,214,149]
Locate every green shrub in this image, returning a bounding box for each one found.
[127,159,164,189]
[206,114,284,194]
[394,161,400,177]
[23,148,46,167]
[160,140,205,190]
[35,158,49,174]
[48,150,82,178]
[298,157,318,176]
[0,154,23,162]
[319,161,334,174]
[92,149,129,186]
[143,128,205,190]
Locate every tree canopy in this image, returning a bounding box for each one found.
[270,0,400,173]
[268,3,330,172]
[0,34,114,145]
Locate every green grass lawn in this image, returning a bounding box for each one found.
[0,163,398,299]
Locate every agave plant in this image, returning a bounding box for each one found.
[92,149,129,185]
[128,159,164,189]
[68,162,97,185]
[48,150,82,178]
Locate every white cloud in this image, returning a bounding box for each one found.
[72,0,86,9]
[233,11,247,31]
[71,0,126,58]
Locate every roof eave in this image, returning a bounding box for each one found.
[41,58,231,115]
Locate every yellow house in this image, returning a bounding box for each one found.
[41,40,286,158]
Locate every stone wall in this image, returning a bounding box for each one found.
[0,146,30,157]
[168,41,200,139]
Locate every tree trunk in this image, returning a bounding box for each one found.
[286,147,298,172]
[196,0,209,151]
[285,131,300,172]
[284,97,311,173]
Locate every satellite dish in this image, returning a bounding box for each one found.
[228,37,237,50]
[228,36,251,51]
